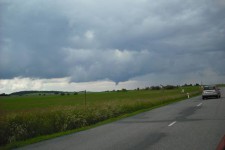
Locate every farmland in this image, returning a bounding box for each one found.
[0,86,200,148]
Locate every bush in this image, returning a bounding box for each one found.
[164,85,177,90]
[151,86,161,90]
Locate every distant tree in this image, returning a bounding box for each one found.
[145,87,150,90]
[121,88,127,92]
[0,93,9,96]
[54,92,59,95]
[183,83,188,87]
[60,93,65,96]
[151,86,160,90]
[74,92,78,95]
[117,89,128,92]
[164,85,176,90]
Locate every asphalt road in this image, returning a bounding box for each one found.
[18,88,225,150]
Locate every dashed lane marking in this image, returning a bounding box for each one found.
[197,103,202,107]
[168,121,176,127]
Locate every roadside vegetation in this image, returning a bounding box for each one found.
[0,85,201,149]
[217,84,225,87]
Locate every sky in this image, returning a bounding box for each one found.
[0,0,225,94]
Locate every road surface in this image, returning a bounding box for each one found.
[18,88,225,150]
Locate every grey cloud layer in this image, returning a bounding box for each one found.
[0,0,225,83]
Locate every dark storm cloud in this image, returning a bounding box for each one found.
[0,0,225,83]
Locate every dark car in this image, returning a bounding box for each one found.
[202,85,221,99]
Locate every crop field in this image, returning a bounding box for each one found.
[0,86,201,148]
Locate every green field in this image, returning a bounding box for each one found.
[0,86,201,148]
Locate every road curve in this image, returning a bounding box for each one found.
[18,88,225,150]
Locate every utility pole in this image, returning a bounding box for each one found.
[84,90,87,108]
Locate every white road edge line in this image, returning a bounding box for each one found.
[168,121,176,127]
[197,103,202,107]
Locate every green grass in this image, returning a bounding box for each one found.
[0,86,201,149]
[1,86,198,112]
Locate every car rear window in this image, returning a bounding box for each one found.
[203,86,215,90]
